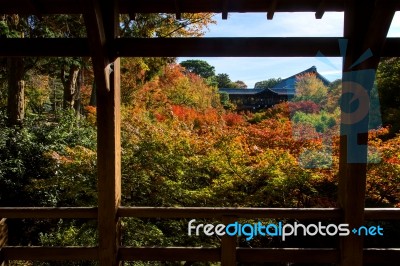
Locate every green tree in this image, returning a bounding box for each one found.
[216,73,239,88]
[180,60,216,79]
[293,73,328,105]
[376,57,400,134]
[254,78,282,89]
[233,80,247,89]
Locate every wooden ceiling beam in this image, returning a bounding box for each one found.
[315,0,326,19]
[83,0,111,91]
[174,0,181,20]
[6,0,400,15]
[0,0,349,14]
[222,0,229,20]
[267,0,277,20]
[115,37,342,57]
[1,37,400,57]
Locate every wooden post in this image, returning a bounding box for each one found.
[84,0,121,265]
[221,216,237,266]
[96,59,121,266]
[0,218,8,266]
[339,1,395,265]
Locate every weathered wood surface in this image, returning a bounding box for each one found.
[339,1,396,265]
[118,207,342,219]
[0,207,97,219]
[1,37,400,57]
[0,218,7,266]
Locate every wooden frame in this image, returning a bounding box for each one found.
[1,37,400,57]
[0,0,400,265]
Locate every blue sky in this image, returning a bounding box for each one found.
[179,12,400,88]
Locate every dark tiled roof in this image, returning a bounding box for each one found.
[272,66,331,91]
[268,88,295,96]
[219,66,330,97]
[219,88,265,95]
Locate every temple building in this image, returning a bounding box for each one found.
[219,66,331,111]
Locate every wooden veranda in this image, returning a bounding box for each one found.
[1,0,400,265]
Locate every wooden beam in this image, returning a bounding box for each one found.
[120,0,347,14]
[364,208,400,220]
[267,0,277,20]
[118,207,342,219]
[0,0,352,15]
[222,0,229,20]
[339,1,396,266]
[84,0,111,92]
[174,0,181,20]
[0,38,89,57]
[1,37,400,58]
[2,247,98,261]
[115,37,342,57]
[0,207,97,219]
[363,248,400,264]
[128,12,136,21]
[0,219,7,266]
[119,247,220,261]
[315,0,326,19]
[3,0,400,16]
[237,248,339,263]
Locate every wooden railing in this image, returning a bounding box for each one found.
[0,207,400,264]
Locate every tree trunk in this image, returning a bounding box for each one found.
[7,57,25,126]
[73,70,83,117]
[89,81,97,107]
[62,65,80,109]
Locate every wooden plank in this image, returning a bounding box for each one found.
[0,207,395,220]
[0,207,97,219]
[0,207,396,220]
[84,0,111,92]
[115,37,342,57]
[5,0,400,15]
[236,248,339,263]
[119,247,220,261]
[0,38,90,57]
[121,0,346,13]
[118,207,342,219]
[364,208,400,220]
[315,0,326,19]
[2,247,98,261]
[1,37,400,57]
[222,0,229,20]
[0,219,7,266]
[267,0,277,20]
[363,248,400,263]
[0,0,349,15]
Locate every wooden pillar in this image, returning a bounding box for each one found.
[339,1,395,265]
[84,0,121,265]
[221,216,237,266]
[0,218,8,266]
[96,59,121,266]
